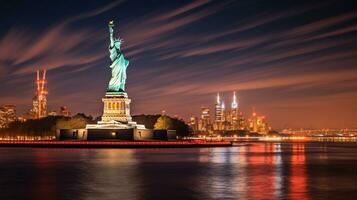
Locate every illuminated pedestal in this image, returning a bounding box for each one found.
[85,92,146,140]
[86,92,145,130]
[101,92,132,123]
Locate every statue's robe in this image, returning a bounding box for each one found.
[107,44,129,92]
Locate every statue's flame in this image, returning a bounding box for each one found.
[109,20,114,27]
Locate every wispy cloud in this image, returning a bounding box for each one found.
[66,0,125,23]
[121,1,231,57]
[0,1,124,77]
[151,0,211,22]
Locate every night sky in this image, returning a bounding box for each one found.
[0,0,357,129]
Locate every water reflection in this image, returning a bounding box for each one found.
[195,143,309,199]
[234,146,248,199]
[32,150,57,200]
[207,147,237,199]
[81,149,142,200]
[247,143,279,199]
[288,144,308,200]
[274,144,283,199]
[0,143,356,200]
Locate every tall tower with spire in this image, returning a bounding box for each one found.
[231,91,238,109]
[215,93,224,122]
[30,69,47,119]
[227,91,239,130]
[214,93,224,130]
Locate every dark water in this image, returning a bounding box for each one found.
[0,142,357,200]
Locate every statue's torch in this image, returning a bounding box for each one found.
[109,20,114,27]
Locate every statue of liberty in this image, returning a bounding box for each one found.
[107,20,129,92]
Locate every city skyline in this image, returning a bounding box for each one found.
[1,0,357,129]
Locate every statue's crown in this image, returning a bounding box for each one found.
[114,38,123,43]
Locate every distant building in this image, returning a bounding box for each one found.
[226,91,239,130]
[188,116,199,132]
[60,106,71,117]
[238,112,246,130]
[28,96,39,119]
[198,107,211,132]
[0,105,16,128]
[48,110,58,116]
[214,93,225,130]
[248,108,269,134]
[190,91,272,135]
[214,93,224,122]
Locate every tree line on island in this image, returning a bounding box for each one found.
[0,114,190,139]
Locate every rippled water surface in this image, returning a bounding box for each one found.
[0,142,357,200]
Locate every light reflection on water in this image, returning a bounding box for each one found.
[0,142,357,200]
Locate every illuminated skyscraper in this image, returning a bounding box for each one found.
[250,107,259,132]
[231,91,238,109]
[238,112,246,130]
[199,107,211,132]
[214,93,226,130]
[30,70,47,119]
[215,93,223,122]
[215,94,222,121]
[248,107,269,134]
[227,91,239,130]
[30,96,39,118]
[188,116,199,132]
[221,101,227,122]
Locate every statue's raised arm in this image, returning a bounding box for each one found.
[109,20,115,48]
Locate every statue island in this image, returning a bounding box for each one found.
[83,21,176,141]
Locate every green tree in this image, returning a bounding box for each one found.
[0,113,95,139]
[132,114,190,136]
[154,115,173,130]
[56,114,92,129]
[170,117,190,137]
[132,114,160,129]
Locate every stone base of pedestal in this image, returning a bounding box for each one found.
[85,120,146,140]
[101,92,132,123]
[84,123,176,141]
